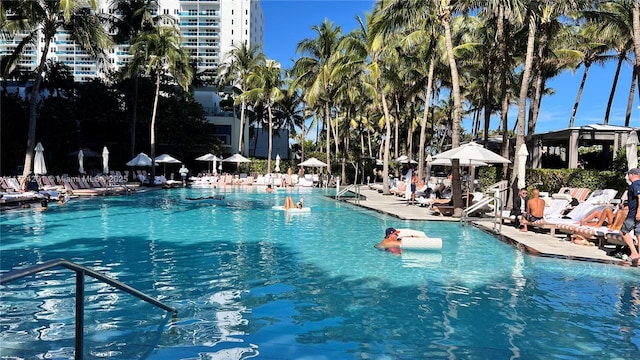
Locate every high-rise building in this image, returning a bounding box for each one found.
[1,0,264,82]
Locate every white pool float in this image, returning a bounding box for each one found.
[396,229,442,250]
[272,205,311,213]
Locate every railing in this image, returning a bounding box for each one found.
[0,258,177,360]
[336,184,361,203]
[461,195,502,234]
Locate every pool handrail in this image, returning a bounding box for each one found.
[0,258,177,360]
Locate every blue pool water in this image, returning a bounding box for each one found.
[1,188,639,359]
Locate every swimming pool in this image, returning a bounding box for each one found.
[1,188,639,359]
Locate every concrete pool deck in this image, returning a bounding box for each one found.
[346,186,634,267]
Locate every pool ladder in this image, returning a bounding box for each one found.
[461,195,502,234]
[0,258,177,360]
[335,184,362,203]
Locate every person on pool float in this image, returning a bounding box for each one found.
[296,198,304,209]
[375,227,402,254]
[284,196,295,210]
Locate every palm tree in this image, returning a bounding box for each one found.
[242,61,284,172]
[109,0,163,160]
[1,0,112,177]
[291,19,343,173]
[219,43,265,156]
[128,25,193,183]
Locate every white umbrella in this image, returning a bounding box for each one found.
[433,142,511,165]
[126,152,154,167]
[223,153,251,172]
[34,142,47,175]
[517,144,529,190]
[434,142,510,207]
[430,158,488,167]
[394,155,417,164]
[102,146,109,174]
[196,153,220,173]
[155,153,181,176]
[298,157,327,168]
[223,153,251,163]
[626,130,638,170]
[275,154,281,172]
[78,149,85,174]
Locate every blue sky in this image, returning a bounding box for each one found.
[261,0,639,135]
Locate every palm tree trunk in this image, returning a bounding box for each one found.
[569,62,591,127]
[381,91,393,195]
[624,66,637,127]
[23,33,53,178]
[150,71,161,185]
[497,5,511,180]
[633,1,640,111]
[325,102,331,174]
[267,103,273,173]
[239,99,246,154]
[441,3,464,215]
[513,13,537,184]
[418,59,434,180]
[604,54,625,125]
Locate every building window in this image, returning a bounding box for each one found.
[163,9,168,15]
[231,19,234,25]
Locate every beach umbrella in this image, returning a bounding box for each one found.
[394,155,417,164]
[196,153,220,173]
[275,154,281,173]
[78,149,85,174]
[434,142,510,207]
[298,157,327,168]
[223,153,251,163]
[433,142,511,165]
[102,146,109,174]
[626,130,638,170]
[155,153,181,176]
[430,158,488,167]
[126,152,154,167]
[223,153,251,172]
[517,144,529,190]
[34,142,47,175]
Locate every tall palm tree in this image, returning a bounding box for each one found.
[242,61,284,172]
[128,25,193,183]
[109,0,163,159]
[1,0,112,177]
[291,19,343,172]
[219,43,265,156]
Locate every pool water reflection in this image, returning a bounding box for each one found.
[1,188,639,359]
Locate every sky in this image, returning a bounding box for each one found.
[260,0,639,135]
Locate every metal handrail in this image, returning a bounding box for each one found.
[336,184,361,203]
[461,195,502,234]
[0,258,177,360]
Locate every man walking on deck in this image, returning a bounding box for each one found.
[620,168,640,263]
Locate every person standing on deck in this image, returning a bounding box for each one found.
[620,168,640,263]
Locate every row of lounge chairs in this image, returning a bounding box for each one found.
[505,187,635,250]
[189,173,328,188]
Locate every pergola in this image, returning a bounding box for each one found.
[529,124,637,169]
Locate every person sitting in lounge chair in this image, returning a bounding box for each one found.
[571,204,628,245]
[520,189,545,232]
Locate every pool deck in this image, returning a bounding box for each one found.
[346,186,634,267]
